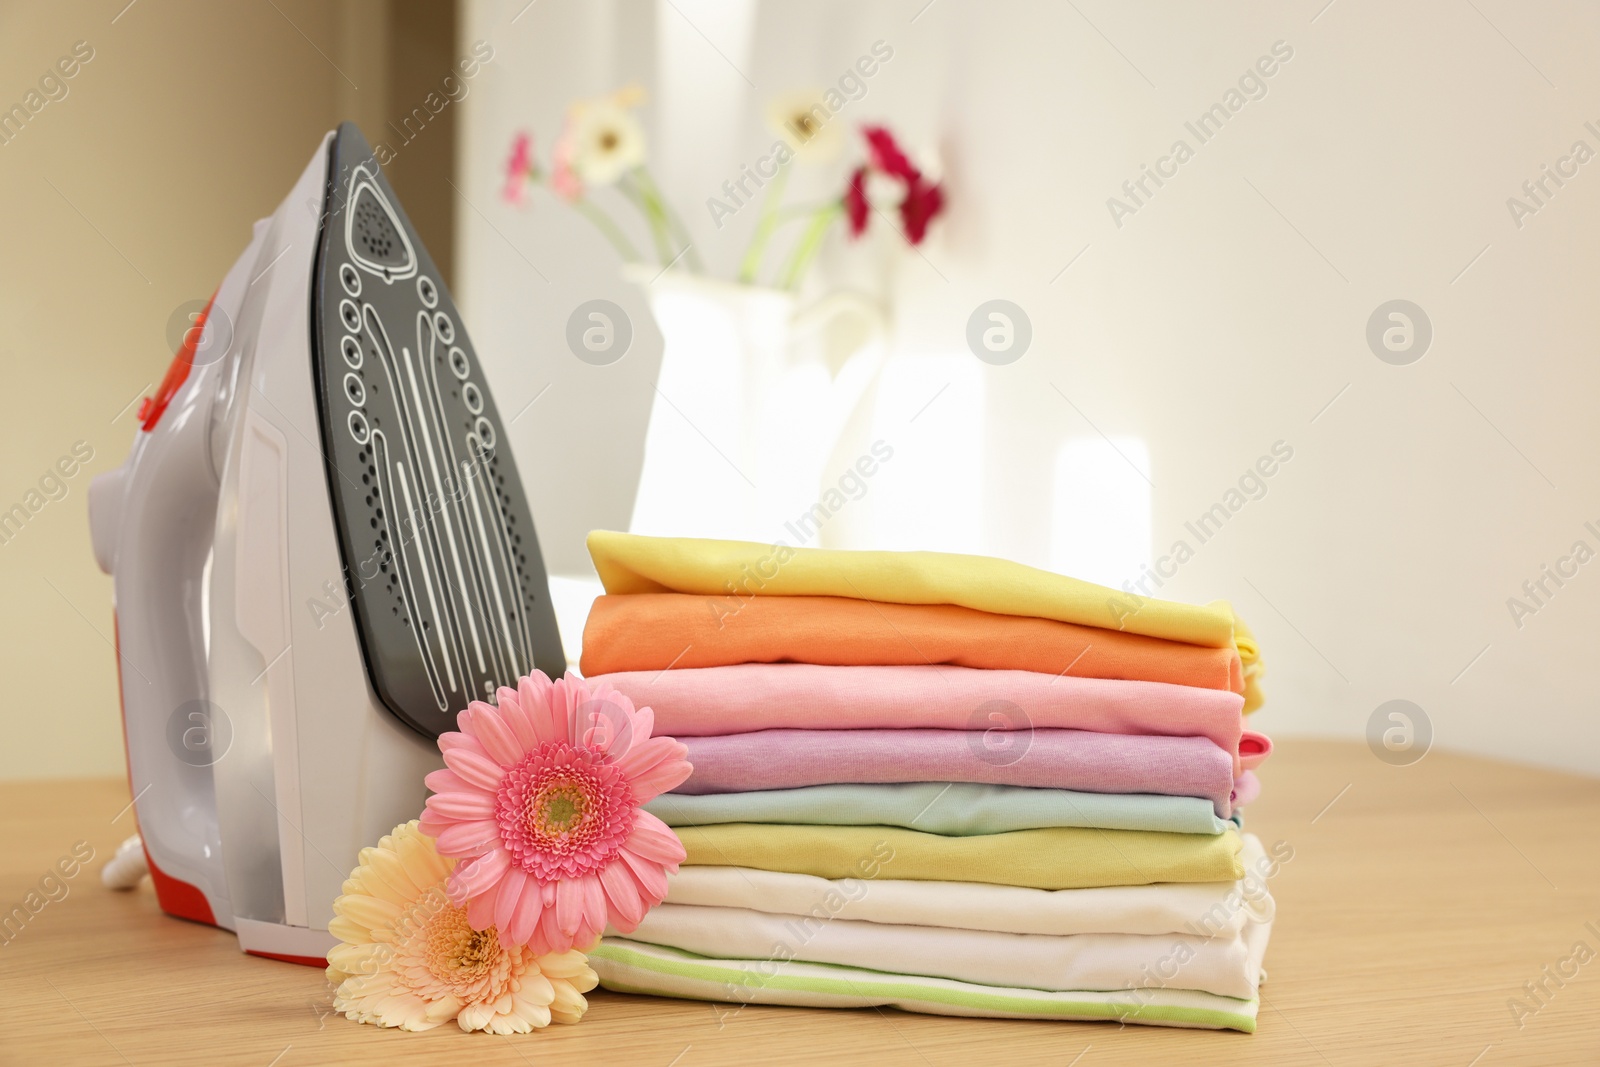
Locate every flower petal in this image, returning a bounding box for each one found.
[442,746,506,792]
[626,699,656,744]
[358,848,420,902]
[492,866,529,934]
[422,767,473,796]
[536,949,592,979]
[624,810,688,865]
[416,809,448,840]
[598,858,645,928]
[555,876,585,937]
[437,729,490,762]
[433,819,501,858]
[424,995,464,1023]
[580,872,609,939]
[457,1001,495,1033]
[626,758,695,803]
[514,972,555,1008]
[517,671,556,729]
[425,790,496,821]
[613,736,691,800]
[616,846,669,903]
[445,841,511,900]
[469,700,525,766]
[550,977,590,1019]
[508,998,552,1031]
[536,906,571,955]
[466,889,497,930]
[336,893,401,934]
[394,824,453,883]
[507,871,548,945]
[497,686,542,752]
[327,914,372,944]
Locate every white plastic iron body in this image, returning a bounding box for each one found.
[90,130,445,965]
[86,194,273,933]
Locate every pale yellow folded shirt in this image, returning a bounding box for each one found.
[674,823,1246,890]
[588,531,1264,711]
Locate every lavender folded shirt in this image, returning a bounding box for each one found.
[675,728,1240,817]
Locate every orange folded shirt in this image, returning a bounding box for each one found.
[580,594,1244,695]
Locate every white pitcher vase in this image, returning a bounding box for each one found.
[622,264,886,546]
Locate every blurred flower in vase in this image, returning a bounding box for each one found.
[565,85,647,184]
[850,124,946,246]
[863,125,918,181]
[498,87,945,291]
[767,122,946,290]
[502,132,538,206]
[843,167,870,237]
[899,176,946,244]
[765,89,844,163]
[502,85,699,271]
[548,127,584,203]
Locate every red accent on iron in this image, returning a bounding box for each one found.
[140,291,217,432]
[143,844,219,927]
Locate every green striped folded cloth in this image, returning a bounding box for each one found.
[591,938,1260,1032]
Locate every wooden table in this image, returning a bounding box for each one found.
[3,740,1597,1066]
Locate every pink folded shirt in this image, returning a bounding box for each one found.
[593,664,1263,772]
[674,728,1241,818]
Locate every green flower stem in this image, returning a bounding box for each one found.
[572,198,643,263]
[737,166,791,284]
[773,198,839,222]
[618,173,674,267]
[777,201,843,292]
[634,167,704,273]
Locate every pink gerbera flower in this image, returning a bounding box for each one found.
[419,672,692,955]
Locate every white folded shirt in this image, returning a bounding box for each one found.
[662,832,1278,938]
[617,895,1271,1000]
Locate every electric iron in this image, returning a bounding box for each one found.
[88,123,565,965]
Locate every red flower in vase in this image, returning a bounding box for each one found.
[863,125,920,182]
[842,125,945,247]
[844,166,870,237]
[899,176,945,245]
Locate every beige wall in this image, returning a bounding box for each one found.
[461,0,1600,775]
[0,0,455,780]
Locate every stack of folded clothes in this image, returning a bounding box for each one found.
[578,531,1277,1032]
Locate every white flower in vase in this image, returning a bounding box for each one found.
[765,89,844,163]
[566,86,647,185]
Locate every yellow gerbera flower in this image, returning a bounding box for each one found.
[326,820,598,1033]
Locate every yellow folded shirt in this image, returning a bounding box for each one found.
[587,530,1264,711]
[674,823,1246,890]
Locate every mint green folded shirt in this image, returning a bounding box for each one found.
[647,782,1234,836]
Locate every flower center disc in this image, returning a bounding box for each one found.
[425,902,500,982]
[387,884,526,1008]
[494,741,636,882]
